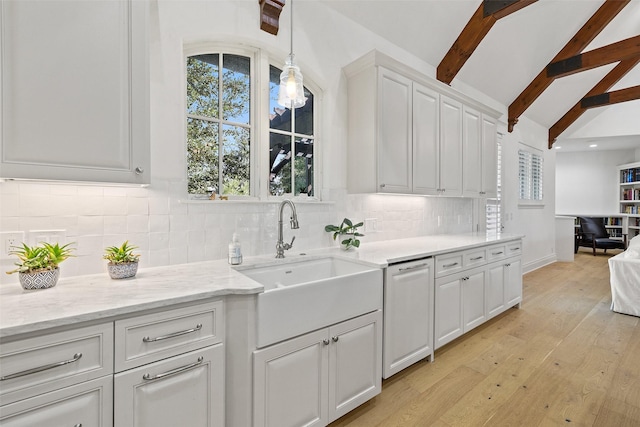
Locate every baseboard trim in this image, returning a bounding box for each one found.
[523,254,557,274]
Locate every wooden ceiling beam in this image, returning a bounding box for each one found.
[437,0,537,85]
[259,0,285,35]
[581,85,640,107]
[508,0,630,132]
[548,57,640,147]
[546,35,640,78]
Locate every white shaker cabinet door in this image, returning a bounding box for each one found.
[328,310,382,423]
[0,376,112,427]
[253,329,329,427]
[412,83,440,195]
[435,276,463,349]
[481,115,498,198]
[114,345,224,427]
[377,67,413,193]
[0,0,149,184]
[462,106,482,197]
[439,96,463,196]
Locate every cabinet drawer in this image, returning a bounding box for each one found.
[435,253,463,278]
[463,248,486,269]
[0,375,113,427]
[115,300,223,372]
[506,241,522,257]
[0,323,113,406]
[486,244,506,262]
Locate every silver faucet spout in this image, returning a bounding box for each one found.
[276,200,299,258]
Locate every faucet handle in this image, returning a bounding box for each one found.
[284,236,296,250]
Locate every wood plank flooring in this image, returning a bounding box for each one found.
[330,251,640,427]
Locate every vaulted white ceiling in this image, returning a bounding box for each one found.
[322,0,640,151]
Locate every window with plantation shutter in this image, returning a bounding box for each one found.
[486,137,502,233]
[518,146,543,205]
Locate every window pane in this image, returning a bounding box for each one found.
[222,54,250,124]
[222,125,250,195]
[187,54,219,118]
[295,88,314,135]
[269,65,291,132]
[269,132,292,195]
[187,118,218,194]
[294,137,314,196]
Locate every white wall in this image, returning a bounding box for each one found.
[0,0,552,283]
[556,149,637,215]
[500,116,557,272]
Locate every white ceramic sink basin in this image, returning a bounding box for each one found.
[238,257,382,348]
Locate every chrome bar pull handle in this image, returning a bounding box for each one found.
[398,263,428,272]
[470,256,483,261]
[1,353,82,381]
[492,251,504,255]
[143,356,204,381]
[143,324,202,343]
[74,424,83,427]
[443,262,459,268]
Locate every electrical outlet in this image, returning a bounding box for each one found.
[364,218,378,233]
[1,231,26,260]
[28,229,67,245]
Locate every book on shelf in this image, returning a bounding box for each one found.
[621,168,640,183]
[621,188,640,200]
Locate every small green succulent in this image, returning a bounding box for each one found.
[103,241,140,265]
[6,242,75,274]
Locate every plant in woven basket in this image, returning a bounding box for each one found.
[6,242,75,290]
[104,241,140,279]
[324,218,365,250]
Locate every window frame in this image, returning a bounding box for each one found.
[183,43,322,202]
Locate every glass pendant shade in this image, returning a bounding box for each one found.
[278,54,306,108]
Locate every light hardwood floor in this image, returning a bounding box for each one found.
[330,250,640,427]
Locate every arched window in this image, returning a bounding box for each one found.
[185,46,317,199]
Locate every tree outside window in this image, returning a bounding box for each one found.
[186,53,251,195]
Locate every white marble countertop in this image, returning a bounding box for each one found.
[0,232,522,339]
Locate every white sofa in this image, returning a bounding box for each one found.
[608,235,640,317]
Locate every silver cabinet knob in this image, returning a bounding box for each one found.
[323,339,330,345]
[332,336,339,342]
[135,167,144,175]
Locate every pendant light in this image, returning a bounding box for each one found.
[277,0,306,109]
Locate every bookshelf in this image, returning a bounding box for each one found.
[619,161,640,239]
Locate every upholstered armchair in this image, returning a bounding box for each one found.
[575,217,627,256]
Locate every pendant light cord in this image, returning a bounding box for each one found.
[289,0,294,56]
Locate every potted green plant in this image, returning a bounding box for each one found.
[6,242,75,290]
[324,218,365,250]
[103,241,140,279]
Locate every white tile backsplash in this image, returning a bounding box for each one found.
[0,179,476,284]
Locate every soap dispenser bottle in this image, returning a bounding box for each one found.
[228,233,243,265]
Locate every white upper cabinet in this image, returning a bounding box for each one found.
[439,96,463,196]
[462,106,482,197]
[377,68,413,193]
[344,51,499,197]
[0,0,150,184]
[412,83,440,195]
[481,115,498,198]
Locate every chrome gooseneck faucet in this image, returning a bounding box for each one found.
[276,200,299,258]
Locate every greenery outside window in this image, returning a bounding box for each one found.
[268,65,315,197]
[186,53,251,196]
[185,46,318,200]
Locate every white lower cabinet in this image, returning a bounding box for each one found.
[435,268,486,349]
[0,375,112,426]
[253,310,382,427]
[383,258,434,378]
[114,300,225,427]
[114,345,224,427]
[435,240,523,350]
